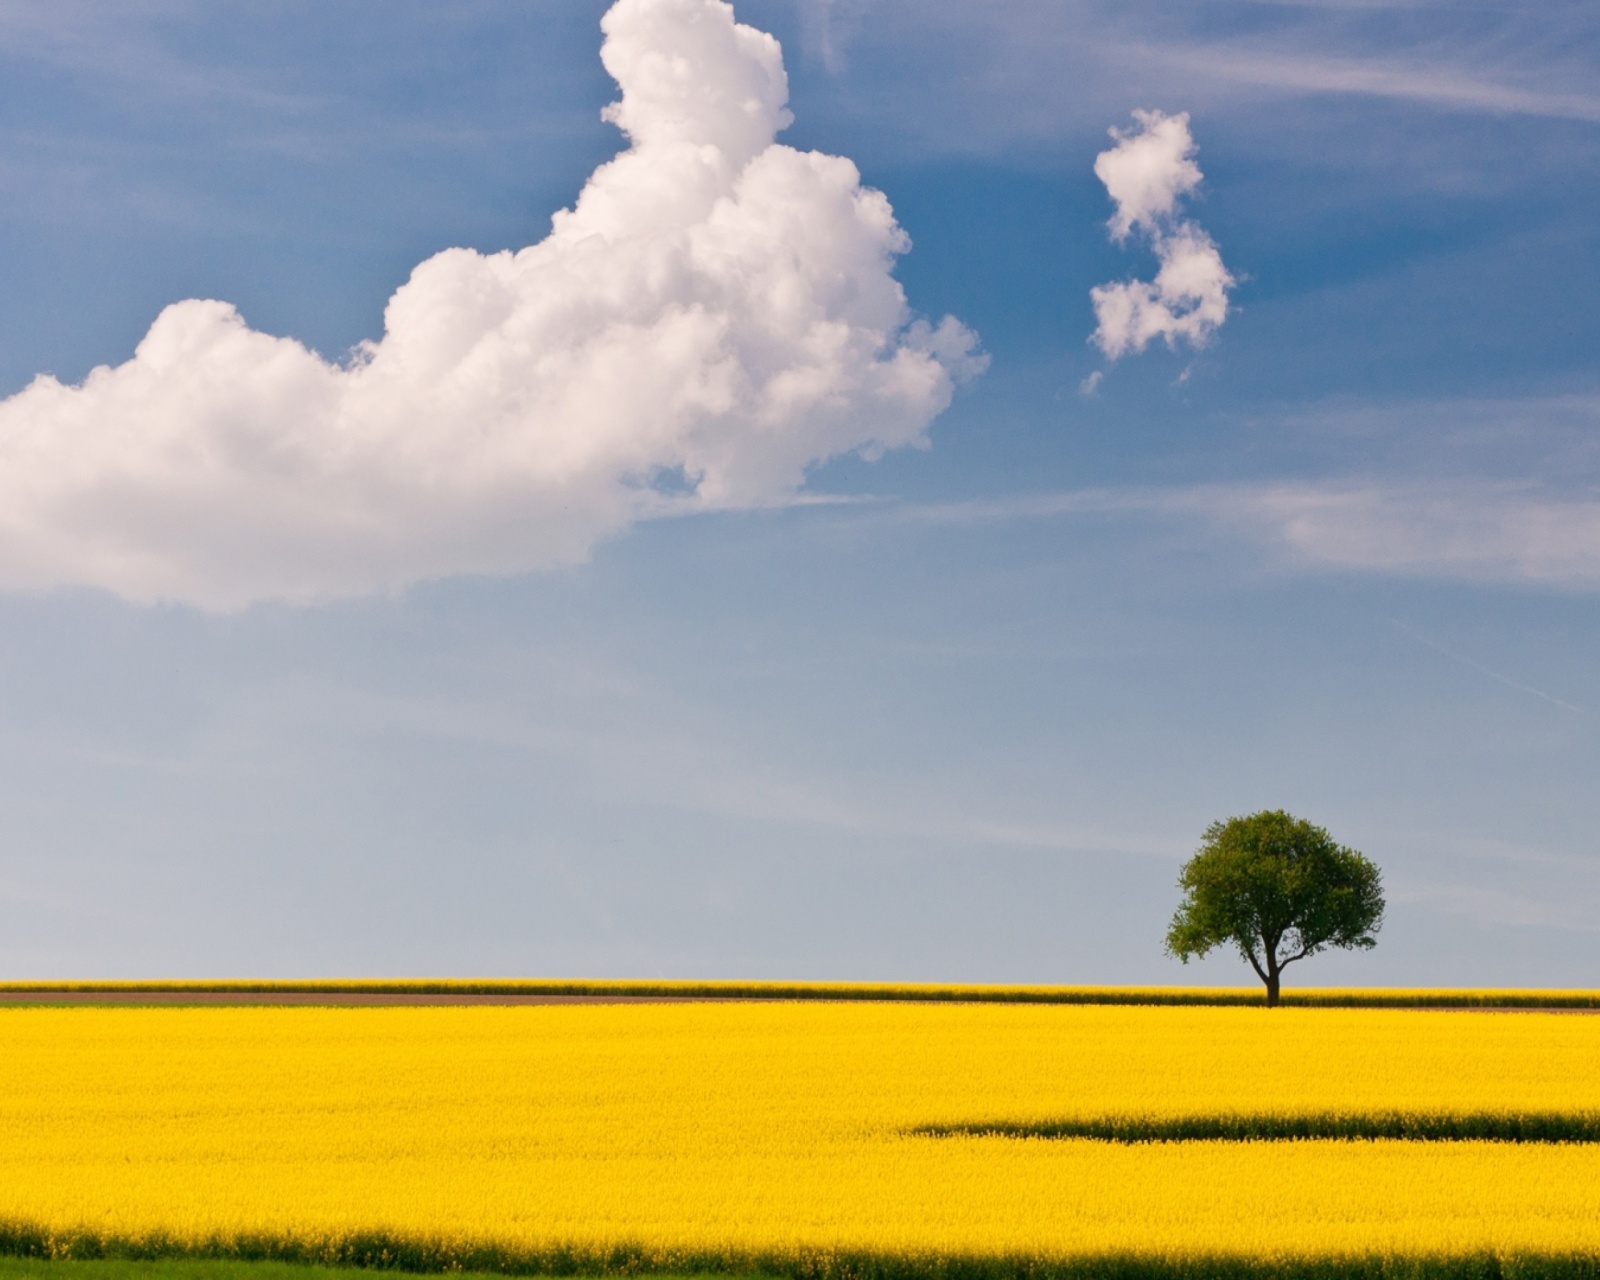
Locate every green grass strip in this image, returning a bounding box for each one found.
[0,1260,719,1280]
[916,1112,1600,1144]
[2,981,1599,1009]
[0,1234,1598,1280]
[0,1261,497,1280]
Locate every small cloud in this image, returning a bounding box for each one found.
[1079,370,1104,396]
[1094,108,1202,243]
[1087,110,1234,365]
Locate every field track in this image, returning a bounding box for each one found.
[0,992,716,1005]
[2,982,1599,1008]
[1,992,1598,1010]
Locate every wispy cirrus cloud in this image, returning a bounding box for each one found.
[0,1,321,113]
[1121,43,1600,123]
[887,480,1600,591]
[1186,481,1600,587]
[787,0,1600,161]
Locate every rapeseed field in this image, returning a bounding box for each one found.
[1,1002,1597,1277]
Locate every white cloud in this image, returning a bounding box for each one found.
[0,0,982,609]
[1093,108,1202,242]
[1088,109,1234,362]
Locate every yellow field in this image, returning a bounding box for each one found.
[1,1002,1598,1273]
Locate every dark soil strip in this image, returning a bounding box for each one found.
[1,983,1598,1010]
[917,1111,1600,1144]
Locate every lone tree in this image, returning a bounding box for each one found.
[1165,810,1384,1005]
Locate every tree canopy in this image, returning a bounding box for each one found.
[1165,810,1384,1005]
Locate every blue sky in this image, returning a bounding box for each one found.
[0,0,1596,984]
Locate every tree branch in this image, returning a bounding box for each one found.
[1278,944,1315,969]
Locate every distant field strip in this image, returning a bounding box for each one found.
[3,1003,1600,1277]
[918,1111,1600,1143]
[2,980,1599,1007]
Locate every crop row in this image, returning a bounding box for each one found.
[917,1112,1600,1144]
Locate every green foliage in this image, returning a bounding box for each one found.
[918,1111,1600,1144]
[1166,811,1385,1004]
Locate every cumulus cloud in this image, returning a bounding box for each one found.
[0,0,983,609]
[1088,109,1234,362]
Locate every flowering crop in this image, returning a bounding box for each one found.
[1,1003,1597,1276]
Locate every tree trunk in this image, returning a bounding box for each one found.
[1257,931,1283,1007]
